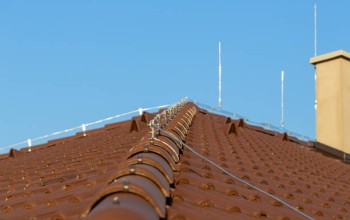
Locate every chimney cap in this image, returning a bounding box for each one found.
[310,50,350,65]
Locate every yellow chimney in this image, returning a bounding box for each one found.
[310,50,350,159]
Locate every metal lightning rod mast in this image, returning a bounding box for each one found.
[314,0,318,111]
[218,41,222,108]
[281,70,285,128]
[314,0,317,57]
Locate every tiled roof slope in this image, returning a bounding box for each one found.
[168,109,350,220]
[1,102,350,220]
[0,112,155,219]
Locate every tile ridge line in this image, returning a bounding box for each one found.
[191,99,315,143]
[82,97,197,219]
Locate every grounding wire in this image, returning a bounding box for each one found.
[0,141,28,152]
[191,100,314,142]
[85,105,170,127]
[1,104,170,152]
[152,124,315,220]
[85,109,140,127]
[31,125,83,142]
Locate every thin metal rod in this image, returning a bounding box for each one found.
[218,41,222,107]
[314,1,317,57]
[281,70,285,128]
[314,1,318,112]
[0,104,170,152]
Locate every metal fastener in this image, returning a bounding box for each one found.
[129,165,135,174]
[113,196,120,204]
[123,181,130,191]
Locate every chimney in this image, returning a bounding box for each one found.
[310,50,350,161]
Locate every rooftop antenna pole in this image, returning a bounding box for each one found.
[218,41,222,108]
[281,70,285,128]
[314,0,318,111]
[314,0,317,56]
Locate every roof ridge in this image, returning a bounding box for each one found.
[1,99,349,219]
[82,99,198,219]
[191,99,314,143]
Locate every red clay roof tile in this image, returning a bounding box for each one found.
[1,101,349,219]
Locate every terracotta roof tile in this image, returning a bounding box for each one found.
[1,102,349,219]
[165,108,350,220]
[0,112,157,219]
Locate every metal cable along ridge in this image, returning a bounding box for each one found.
[82,97,198,219]
[153,127,314,220]
[0,104,170,153]
[148,98,313,220]
[191,99,314,142]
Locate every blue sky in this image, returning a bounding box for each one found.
[1,1,349,152]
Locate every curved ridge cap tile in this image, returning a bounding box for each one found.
[170,126,186,140]
[113,175,166,217]
[182,114,192,127]
[125,152,174,184]
[160,128,184,146]
[143,132,182,151]
[127,144,178,171]
[152,138,180,162]
[180,118,191,129]
[156,136,181,156]
[108,163,171,198]
[159,129,183,149]
[173,110,192,120]
[171,127,186,141]
[130,138,180,163]
[86,193,158,220]
[175,121,188,135]
[84,175,166,218]
[166,119,179,128]
[177,109,195,123]
[157,133,181,150]
[187,107,197,117]
[184,111,193,122]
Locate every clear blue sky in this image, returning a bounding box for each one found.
[1,1,349,152]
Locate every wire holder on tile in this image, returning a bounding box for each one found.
[27,139,32,152]
[149,97,189,141]
[191,99,314,142]
[82,124,87,137]
[1,104,171,153]
[149,123,156,144]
